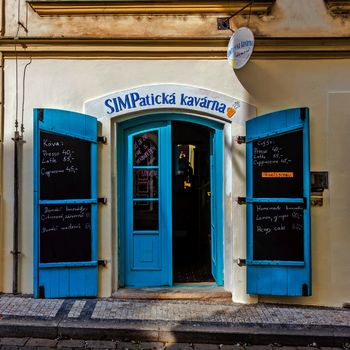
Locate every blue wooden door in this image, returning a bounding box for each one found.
[34,108,98,298]
[210,129,224,285]
[246,108,311,296]
[123,122,172,287]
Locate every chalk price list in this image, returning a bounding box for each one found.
[40,138,79,178]
[253,203,304,261]
[40,204,92,263]
[39,132,91,200]
[253,138,292,168]
[252,131,303,198]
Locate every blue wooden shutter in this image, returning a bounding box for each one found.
[246,108,311,296]
[33,108,98,298]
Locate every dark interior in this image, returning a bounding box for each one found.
[172,121,214,283]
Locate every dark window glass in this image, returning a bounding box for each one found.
[133,201,158,231]
[133,169,158,198]
[133,131,158,166]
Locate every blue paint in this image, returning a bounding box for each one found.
[122,122,172,287]
[33,108,98,298]
[246,108,311,296]
[117,113,224,288]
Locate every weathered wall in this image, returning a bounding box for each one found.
[4,0,350,38]
[2,58,350,306]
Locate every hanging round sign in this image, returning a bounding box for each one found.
[227,27,255,70]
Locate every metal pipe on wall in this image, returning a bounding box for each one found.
[12,131,20,294]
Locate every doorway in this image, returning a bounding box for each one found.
[172,122,213,284]
[118,114,224,288]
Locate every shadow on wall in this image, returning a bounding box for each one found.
[234,61,292,108]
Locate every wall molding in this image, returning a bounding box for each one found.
[27,0,275,16]
[1,37,350,59]
[325,1,350,15]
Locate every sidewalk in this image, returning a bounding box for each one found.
[0,294,348,347]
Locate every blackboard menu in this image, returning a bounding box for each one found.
[40,132,91,200]
[253,131,303,198]
[253,203,304,261]
[40,204,91,263]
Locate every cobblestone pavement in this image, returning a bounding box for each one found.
[0,337,347,349]
[0,295,348,328]
[0,295,348,347]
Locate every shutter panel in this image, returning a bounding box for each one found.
[34,108,98,298]
[246,108,311,296]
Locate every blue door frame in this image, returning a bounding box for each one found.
[117,113,224,287]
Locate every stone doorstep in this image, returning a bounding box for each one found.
[112,287,232,301]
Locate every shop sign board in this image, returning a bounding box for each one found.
[85,84,256,124]
[227,27,254,70]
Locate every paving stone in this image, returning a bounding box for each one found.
[0,338,29,346]
[163,343,193,350]
[117,341,157,350]
[57,339,86,348]
[220,345,245,350]
[26,338,58,347]
[135,342,164,350]
[193,344,220,350]
[86,340,117,349]
[246,347,274,350]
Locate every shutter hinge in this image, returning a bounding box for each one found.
[235,136,246,144]
[237,197,246,205]
[98,259,108,267]
[38,109,44,122]
[98,197,107,204]
[38,285,45,299]
[97,136,107,144]
[303,197,307,209]
[234,258,246,267]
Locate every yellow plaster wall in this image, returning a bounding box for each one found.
[236,59,350,306]
[4,0,350,38]
[1,58,350,306]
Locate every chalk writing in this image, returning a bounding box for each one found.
[40,132,91,200]
[253,203,304,261]
[252,131,303,198]
[40,204,91,263]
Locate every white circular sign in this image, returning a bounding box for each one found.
[227,27,255,70]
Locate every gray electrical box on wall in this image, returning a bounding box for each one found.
[310,171,328,206]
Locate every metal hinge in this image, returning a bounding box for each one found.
[236,136,246,144]
[97,136,107,144]
[38,109,44,122]
[237,197,246,205]
[98,197,107,204]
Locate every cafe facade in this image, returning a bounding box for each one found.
[0,0,349,307]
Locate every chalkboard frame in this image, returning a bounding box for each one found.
[37,128,97,265]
